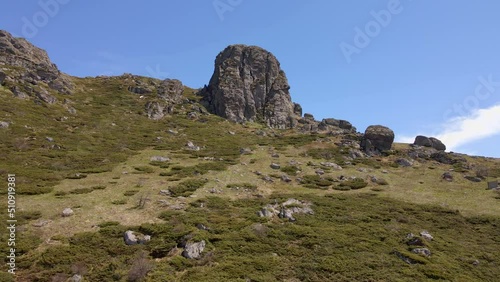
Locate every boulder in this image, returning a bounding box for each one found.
[442,172,453,182]
[320,162,343,170]
[258,199,313,221]
[361,125,395,154]
[293,103,303,117]
[199,45,297,129]
[414,135,446,151]
[412,248,431,257]
[396,158,413,167]
[182,240,206,259]
[62,208,73,217]
[145,101,173,120]
[123,230,151,245]
[270,163,281,169]
[0,121,9,128]
[420,230,433,241]
[150,156,170,162]
[157,79,184,101]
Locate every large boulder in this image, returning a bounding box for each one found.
[182,240,206,259]
[123,230,151,245]
[361,125,395,154]
[199,45,297,129]
[414,135,446,151]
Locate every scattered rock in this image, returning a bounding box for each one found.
[442,172,453,182]
[396,158,413,167]
[412,248,431,257]
[360,125,395,154]
[228,131,236,135]
[320,162,342,170]
[281,175,292,183]
[270,163,281,169]
[315,169,325,175]
[123,230,151,245]
[167,129,178,135]
[240,148,252,155]
[0,121,9,128]
[159,190,171,196]
[271,153,280,158]
[182,240,206,259]
[32,219,52,227]
[61,208,73,217]
[464,176,482,183]
[196,223,210,231]
[145,101,173,120]
[420,230,433,241]
[187,111,198,119]
[262,176,274,183]
[186,141,200,151]
[258,198,314,221]
[150,156,170,162]
[69,274,83,282]
[407,237,425,246]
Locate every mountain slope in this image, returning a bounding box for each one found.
[0,30,499,282]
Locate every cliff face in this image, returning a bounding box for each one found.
[199,45,297,129]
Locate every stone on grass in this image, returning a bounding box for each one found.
[123,230,151,245]
[182,240,206,259]
[62,208,73,217]
[420,230,433,241]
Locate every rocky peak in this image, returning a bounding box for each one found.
[199,44,297,129]
[0,30,73,102]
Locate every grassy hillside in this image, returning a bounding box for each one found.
[1,74,499,281]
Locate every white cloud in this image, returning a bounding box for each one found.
[436,104,500,151]
[396,104,500,152]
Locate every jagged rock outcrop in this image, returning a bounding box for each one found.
[361,125,395,154]
[0,30,73,101]
[414,135,446,151]
[199,44,297,129]
[119,74,185,120]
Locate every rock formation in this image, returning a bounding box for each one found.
[414,135,446,151]
[0,30,73,102]
[361,125,395,154]
[199,44,297,129]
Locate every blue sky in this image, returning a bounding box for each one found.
[1,0,499,157]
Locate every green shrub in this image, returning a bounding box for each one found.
[112,199,128,205]
[70,187,94,194]
[338,178,368,190]
[124,190,140,196]
[280,165,300,176]
[92,185,107,190]
[133,166,155,174]
[169,178,208,197]
[301,175,335,189]
[54,191,68,197]
[226,183,258,190]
